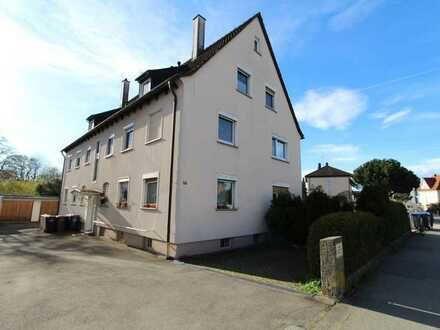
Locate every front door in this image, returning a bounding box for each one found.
[84,195,97,233]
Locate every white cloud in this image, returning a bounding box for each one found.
[381,108,411,128]
[416,112,440,120]
[329,0,383,31]
[295,88,367,129]
[409,158,440,177]
[310,144,360,162]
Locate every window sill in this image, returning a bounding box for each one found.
[216,208,238,211]
[104,154,113,159]
[141,206,159,211]
[84,162,90,166]
[236,89,252,99]
[121,147,134,154]
[74,166,80,169]
[217,140,238,148]
[145,137,163,145]
[265,105,277,112]
[271,156,289,163]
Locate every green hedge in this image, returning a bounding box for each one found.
[382,201,410,242]
[307,212,384,277]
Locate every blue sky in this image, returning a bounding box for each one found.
[1,0,439,177]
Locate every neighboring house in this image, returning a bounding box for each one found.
[304,163,353,200]
[60,13,304,258]
[417,175,440,210]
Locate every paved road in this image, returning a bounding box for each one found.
[0,224,326,330]
[315,221,440,330]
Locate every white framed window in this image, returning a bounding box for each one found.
[95,140,101,159]
[146,111,163,143]
[64,188,69,203]
[106,135,114,157]
[75,156,81,168]
[142,79,151,95]
[254,36,261,54]
[122,123,134,151]
[142,172,159,209]
[272,136,287,161]
[220,238,231,248]
[117,178,129,209]
[265,87,275,110]
[272,185,290,199]
[217,176,237,210]
[237,68,249,95]
[67,157,72,171]
[218,114,236,146]
[71,188,79,204]
[84,147,91,164]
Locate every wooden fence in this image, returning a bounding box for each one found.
[0,196,59,222]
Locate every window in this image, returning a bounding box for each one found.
[142,80,151,95]
[85,148,91,164]
[103,182,109,196]
[68,158,72,171]
[217,178,236,210]
[92,141,100,182]
[145,237,152,249]
[273,185,289,199]
[220,238,231,248]
[106,135,114,156]
[272,137,287,161]
[218,115,235,145]
[75,156,81,168]
[265,87,275,110]
[122,124,134,151]
[254,36,261,54]
[117,179,129,209]
[96,141,100,157]
[237,69,249,95]
[142,176,158,209]
[146,111,162,143]
[64,188,69,203]
[88,120,95,130]
[72,191,78,204]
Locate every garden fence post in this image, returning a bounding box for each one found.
[320,236,345,299]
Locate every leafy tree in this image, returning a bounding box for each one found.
[353,159,420,197]
[36,167,62,196]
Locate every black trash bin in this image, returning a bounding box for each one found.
[45,216,57,233]
[71,215,81,232]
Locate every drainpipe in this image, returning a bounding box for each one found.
[57,151,66,215]
[166,80,177,259]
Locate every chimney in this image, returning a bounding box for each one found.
[318,163,321,169]
[121,79,130,107]
[325,162,329,167]
[192,14,206,60]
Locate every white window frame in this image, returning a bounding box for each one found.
[63,188,69,203]
[272,183,290,198]
[74,150,81,169]
[236,68,250,96]
[67,156,72,172]
[217,113,238,146]
[216,175,238,210]
[105,134,115,158]
[71,186,79,205]
[141,172,160,210]
[254,36,261,54]
[271,135,288,162]
[84,146,92,165]
[145,110,163,144]
[265,86,276,111]
[142,79,151,96]
[117,178,129,209]
[122,123,135,152]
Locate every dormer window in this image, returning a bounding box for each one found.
[142,79,151,96]
[88,120,95,130]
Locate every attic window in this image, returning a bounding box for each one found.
[254,36,261,54]
[142,80,151,95]
[88,120,95,130]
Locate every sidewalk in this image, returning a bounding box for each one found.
[314,221,440,329]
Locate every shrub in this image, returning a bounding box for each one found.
[356,185,388,216]
[382,201,410,242]
[307,211,384,277]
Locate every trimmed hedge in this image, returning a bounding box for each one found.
[307,212,384,277]
[382,201,410,242]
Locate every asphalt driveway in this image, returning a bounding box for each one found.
[0,224,326,330]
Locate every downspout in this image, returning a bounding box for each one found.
[166,80,178,259]
[57,151,66,215]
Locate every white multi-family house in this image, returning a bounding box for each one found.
[304,163,353,200]
[417,175,440,210]
[60,13,304,258]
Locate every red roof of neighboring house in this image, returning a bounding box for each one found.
[421,176,440,190]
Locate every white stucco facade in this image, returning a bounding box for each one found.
[60,14,302,257]
[306,176,352,198]
[417,177,440,210]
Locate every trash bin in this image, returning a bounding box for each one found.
[56,216,65,233]
[71,215,81,232]
[61,215,71,231]
[45,216,57,233]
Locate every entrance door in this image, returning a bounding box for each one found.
[84,195,97,233]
